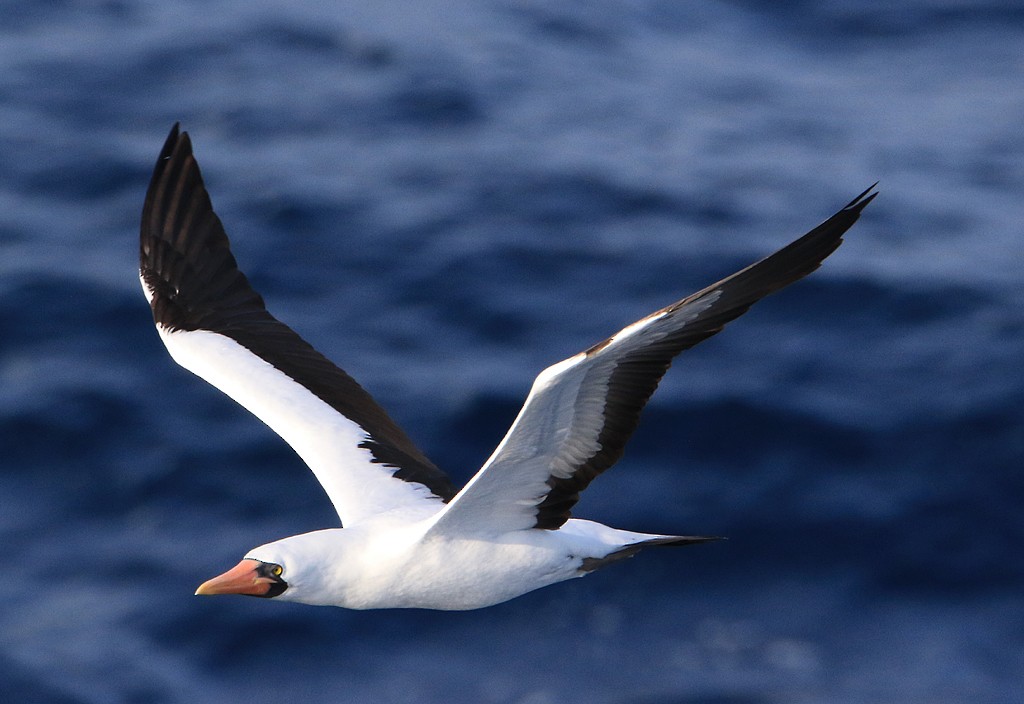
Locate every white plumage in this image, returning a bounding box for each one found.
[139,124,875,610]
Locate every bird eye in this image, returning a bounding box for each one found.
[271,564,283,577]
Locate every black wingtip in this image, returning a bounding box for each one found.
[145,124,189,201]
[158,123,182,161]
[843,182,879,213]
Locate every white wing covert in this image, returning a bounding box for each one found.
[139,125,455,526]
[427,185,877,538]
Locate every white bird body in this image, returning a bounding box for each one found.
[139,124,875,610]
[251,518,662,610]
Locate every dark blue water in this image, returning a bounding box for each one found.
[2,2,1022,702]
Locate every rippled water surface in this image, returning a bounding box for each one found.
[2,2,1022,703]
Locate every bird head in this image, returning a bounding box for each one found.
[195,557,288,598]
[194,529,350,604]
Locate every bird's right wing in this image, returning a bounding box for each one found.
[426,186,877,538]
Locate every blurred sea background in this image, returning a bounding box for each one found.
[1,2,1022,703]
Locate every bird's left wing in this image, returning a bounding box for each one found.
[426,185,877,538]
[139,124,455,526]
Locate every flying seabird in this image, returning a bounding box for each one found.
[139,123,876,610]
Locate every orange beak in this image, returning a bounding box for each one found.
[195,559,281,597]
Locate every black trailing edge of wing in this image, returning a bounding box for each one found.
[533,184,878,529]
[140,123,456,502]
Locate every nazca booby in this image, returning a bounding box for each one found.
[140,124,876,610]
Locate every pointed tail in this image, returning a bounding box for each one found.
[580,534,724,572]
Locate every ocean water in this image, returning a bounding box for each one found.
[1,2,1022,703]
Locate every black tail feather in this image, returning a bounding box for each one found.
[579,535,724,572]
